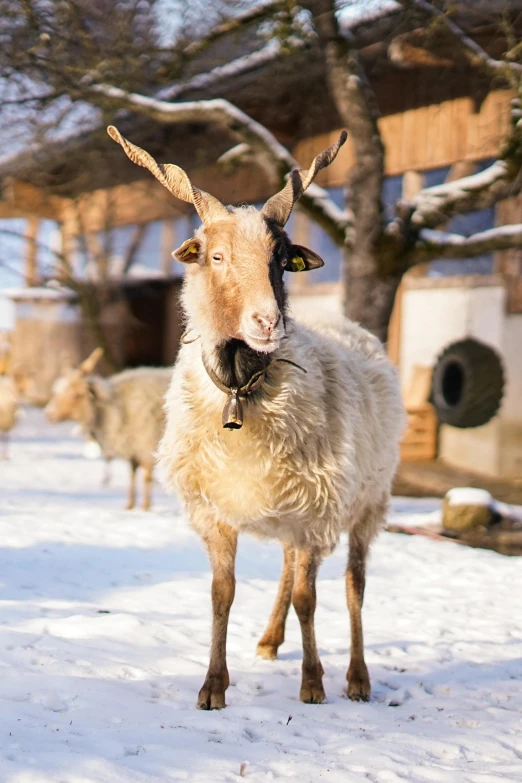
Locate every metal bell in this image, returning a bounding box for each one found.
[222,391,243,429]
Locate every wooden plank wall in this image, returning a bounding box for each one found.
[294,89,512,187]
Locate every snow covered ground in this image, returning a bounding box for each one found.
[1,409,521,783]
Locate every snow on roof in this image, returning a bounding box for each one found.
[338,0,400,28]
[0,0,403,170]
[3,285,76,301]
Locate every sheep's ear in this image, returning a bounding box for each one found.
[89,377,111,401]
[172,237,201,264]
[79,347,104,375]
[286,245,325,272]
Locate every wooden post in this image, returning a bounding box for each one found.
[25,217,39,286]
[59,202,81,281]
[402,170,424,200]
[162,220,175,277]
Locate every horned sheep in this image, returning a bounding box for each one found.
[109,125,405,709]
[45,348,171,510]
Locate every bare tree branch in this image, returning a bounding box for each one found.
[86,83,353,245]
[404,157,522,230]
[397,0,522,77]
[153,39,305,104]
[122,223,148,274]
[413,224,522,262]
[181,1,284,58]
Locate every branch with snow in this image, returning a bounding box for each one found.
[413,224,522,262]
[396,0,522,78]
[155,39,302,104]
[87,83,352,246]
[404,158,522,231]
[181,1,285,58]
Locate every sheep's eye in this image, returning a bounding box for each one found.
[212,253,223,263]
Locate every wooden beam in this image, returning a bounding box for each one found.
[67,180,188,234]
[25,217,39,286]
[162,220,175,277]
[402,171,424,200]
[0,179,62,220]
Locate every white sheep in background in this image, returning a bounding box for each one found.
[109,126,405,709]
[45,348,171,510]
[0,375,18,459]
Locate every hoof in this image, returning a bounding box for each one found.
[197,673,229,710]
[197,685,226,710]
[256,642,279,660]
[300,682,327,704]
[347,663,371,702]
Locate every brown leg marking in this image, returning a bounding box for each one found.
[0,431,8,460]
[257,542,295,660]
[198,523,238,710]
[292,547,326,704]
[346,526,371,702]
[142,465,152,511]
[125,459,137,510]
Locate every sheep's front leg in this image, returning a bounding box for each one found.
[125,459,138,510]
[257,542,295,659]
[293,547,325,704]
[142,465,152,511]
[101,457,112,487]
[346,527,371,702]
[198,523,238,710]
[0,431,8,460]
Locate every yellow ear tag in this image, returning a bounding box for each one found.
[290,255,306,272]
[178,243,198,259]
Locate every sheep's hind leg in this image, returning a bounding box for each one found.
[125,459,138,510]
[257,542,295,660]
[142,465,152,511]
[198,523,238,710]
[293,547,325,704]
[345,524,373,702]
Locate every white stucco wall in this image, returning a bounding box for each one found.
[0,296,14,332]
[289,293,343,328]
[400,279,522,478]
[399,283,506,389]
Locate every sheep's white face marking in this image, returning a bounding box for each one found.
[45,371,91,424]
[176,208,287,354]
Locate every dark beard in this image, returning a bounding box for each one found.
[211,339,272,389]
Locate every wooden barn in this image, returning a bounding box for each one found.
[1,1,521,477]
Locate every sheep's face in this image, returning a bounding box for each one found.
[45,347,103,425]
[107,126,345,353]
[45,371,93,425]
[175,207,324,354]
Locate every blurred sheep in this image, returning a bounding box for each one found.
[0,374,18,459]
[45,348,171,510]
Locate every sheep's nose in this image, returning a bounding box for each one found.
[252,311,280,336]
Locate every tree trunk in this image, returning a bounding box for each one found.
[303,0,397,343]
[342,249,401,343]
